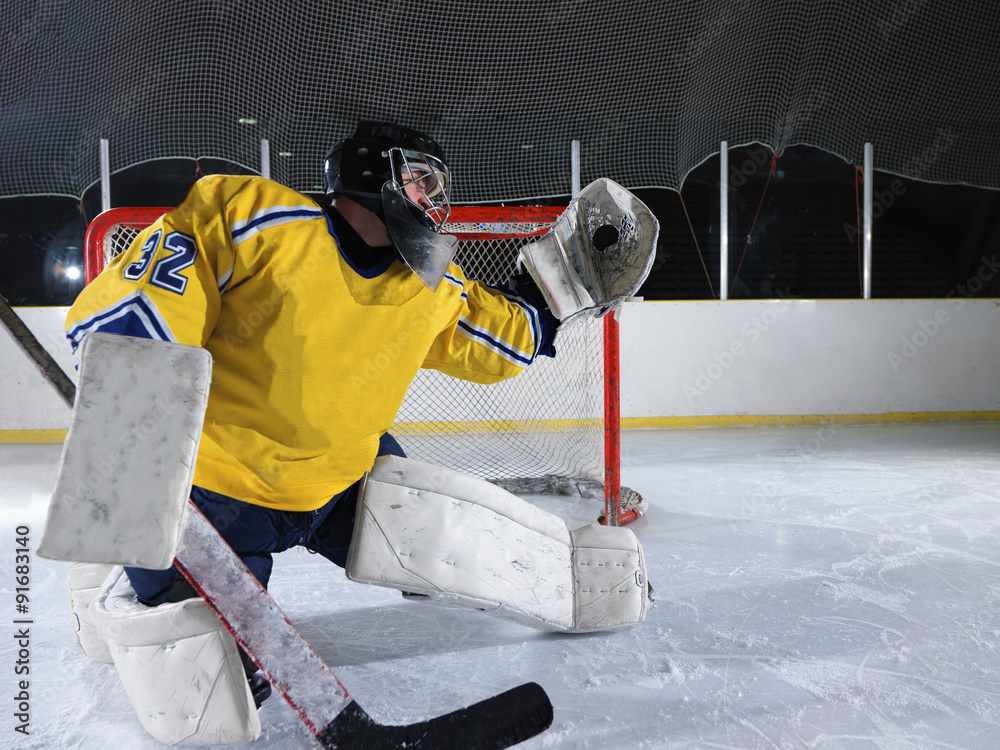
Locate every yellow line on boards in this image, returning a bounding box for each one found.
[3,412,999,444]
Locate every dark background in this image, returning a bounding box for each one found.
[2,144,996,306]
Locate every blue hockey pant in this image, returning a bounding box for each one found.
[125,433,405,606]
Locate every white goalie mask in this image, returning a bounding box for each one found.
[388,148,452,230]
[382,147,458,292]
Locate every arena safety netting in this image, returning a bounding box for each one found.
[2,0,998,201]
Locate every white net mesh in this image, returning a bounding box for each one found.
[89,209,606,496]
[3,2,998,201]
[400,220,605,492]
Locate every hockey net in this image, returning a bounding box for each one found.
[84,206,645,525]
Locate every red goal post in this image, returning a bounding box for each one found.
[84,205,643,525]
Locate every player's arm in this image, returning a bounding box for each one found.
[420,268,559,384]
[64,176,238,351]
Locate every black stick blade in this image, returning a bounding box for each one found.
[317,682,553,750]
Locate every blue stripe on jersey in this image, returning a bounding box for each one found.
[231,205,324,245]
[480,281,543,357]
[444,272,468,301]
[492,289,541,355]
[66,291,176,351]
[457,318,533,367]
[447,272,537,366]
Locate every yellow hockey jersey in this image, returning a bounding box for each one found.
[66,175,549,511]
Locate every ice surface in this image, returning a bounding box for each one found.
[3,423,1000,748]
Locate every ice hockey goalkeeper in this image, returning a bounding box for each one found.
[62,121,656,746]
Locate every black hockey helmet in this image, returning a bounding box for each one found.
[323,120,457,291]
[322,120,451,230]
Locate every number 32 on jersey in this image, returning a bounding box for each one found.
[123,229,198,295]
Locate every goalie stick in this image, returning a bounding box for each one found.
[0,292,76,405]
[0,296,554,749]
[179,500,552,749]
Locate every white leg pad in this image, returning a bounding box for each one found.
[66,562,121,663]
[569,524,648,633]
[346,455,648,633]
[91,572,261,746]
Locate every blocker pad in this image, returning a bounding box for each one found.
[346,455,648,632]
[39,333,212,569]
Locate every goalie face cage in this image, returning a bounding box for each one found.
[83,205,642,525]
